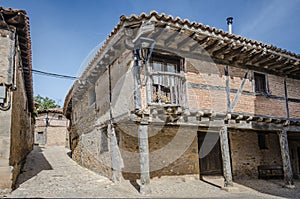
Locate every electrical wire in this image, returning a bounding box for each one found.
[23,67,78,80]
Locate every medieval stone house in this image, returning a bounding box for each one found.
[64,12,300,194]
[0,7,34,193]
[35,108,69,147]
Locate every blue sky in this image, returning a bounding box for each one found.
[1,0,300,106]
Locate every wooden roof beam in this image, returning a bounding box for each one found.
[189,36,210,52]
[205,40,225,54]
[212,43,233,58]
[223,45,246,60]
[177,32,196,49]
[165,29,181,47]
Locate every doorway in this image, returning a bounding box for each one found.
[198,132,223,175]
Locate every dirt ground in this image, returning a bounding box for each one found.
[1,146,300,198]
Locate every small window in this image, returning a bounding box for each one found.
[257,132,268,149]
[88,87,96,106]
[150,52,185,105]
[58,115,63,120]
[254,72,268,94]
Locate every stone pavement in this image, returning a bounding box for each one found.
[1,145,299,198]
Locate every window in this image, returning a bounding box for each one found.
[257,132,268,149]
[58,115,63,120]
[254,72,268,94]
[150,53,185,105]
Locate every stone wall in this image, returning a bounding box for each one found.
[0,28,33,192]
[229,129,282,179]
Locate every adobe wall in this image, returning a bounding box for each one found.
[185,58,300,119]
[116,124,199,180]
[35,112,69,146]
[229,129,282,179]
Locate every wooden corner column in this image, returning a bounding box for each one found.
[278,129,295,188]
[219,126,233,187]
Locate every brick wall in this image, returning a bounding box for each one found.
[185,58,300,119]
[229,129,282,179]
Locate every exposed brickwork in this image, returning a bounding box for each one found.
[185,58,299,118]
[229,130,282,179]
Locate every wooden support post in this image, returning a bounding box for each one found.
[284,78,290,119]
[224,66,231,112]
[229,70,248,112]
[138,123,151,195]
[278,129,295,188]
[219,126,233,187]
[134,49,142,110]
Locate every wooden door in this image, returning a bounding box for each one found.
[198,132,223,175]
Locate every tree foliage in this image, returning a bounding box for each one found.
[34,95,60,110]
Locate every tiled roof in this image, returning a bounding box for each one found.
[119,11,299,59]
[38,108,63,114]
[0,7,33,112]
[63,11,300,114]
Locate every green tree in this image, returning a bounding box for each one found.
[34,95,60,110]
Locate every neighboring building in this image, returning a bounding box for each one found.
[64,12,300,194]
[35,108,69,147]
[0,7,34,193]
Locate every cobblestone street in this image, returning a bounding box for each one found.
[1,146,299,198]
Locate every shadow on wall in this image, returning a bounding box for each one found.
[14,146,53,189]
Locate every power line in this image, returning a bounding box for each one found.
[23,67,78,80]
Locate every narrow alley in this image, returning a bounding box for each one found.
[1,145,299,198]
